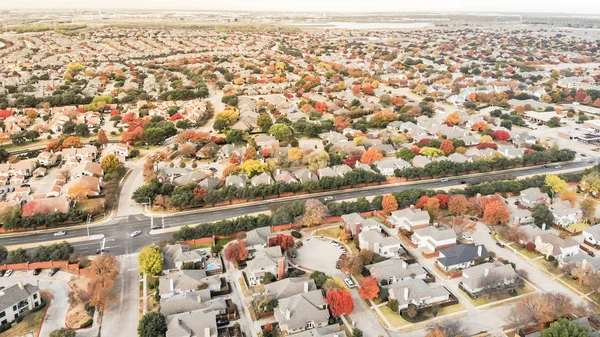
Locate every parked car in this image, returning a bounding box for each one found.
[0,270,5,277]
[335,262,340,269]
[33,268,42,276]
[470,217,478,221]
[130,230,142,237]
[329,240,340,247]
[496,242,505,248]
[338,246,347,253]
[581,153,587,157]
[295,241,303,249]
[290,251,297,259]
[150,224,162,230]
[5,270,13,277]
[462,234,473,241]
[54,231,67,236]
[48,268,60,277]
[216,319,229,327]
[344,278,356,288]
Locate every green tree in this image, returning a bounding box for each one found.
[310,271,330,288]
[138,312,167,337]
[226,130,243,144]
[24,130,40,141]
[268,124,293,142]
[532,203,554,228]
[257,114,273,133]
[396,148,416,161]
[9,247,28,263]
[541,318,589,337]
[138,245,163,276]
[0,246,6,263]
[50,328,77,337]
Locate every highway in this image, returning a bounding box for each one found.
[0,159,593,255]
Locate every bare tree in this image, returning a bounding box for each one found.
[479,272,503,299]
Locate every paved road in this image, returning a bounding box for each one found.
[100,254,139,337]
[0,160,593,255]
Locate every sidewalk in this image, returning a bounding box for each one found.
[4,234,105,250]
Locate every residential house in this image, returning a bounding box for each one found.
[367,259,428,285]
[251,172,274,186]
[62,176,101,197]
[341,213,381,237]
[559,254,600,272]
[509,207,534,226]
[160,289,227,316]
[389,208,431,231]
[159,270,222,298]
[461,262,519,296]
[292,326,347,337]
[246,246,287,286]
[412,155,431,168]
[385,279,451,310]
[264,278,317,300]
[0,282,41,326]
[254,134,280,149]
[411,226,457,252]
[519,187,550,208]
[21,196,70,217]
[36,151,59,166]
[358,228,405,258]
[437,244,489,272]
[162,244,206,271]
[225,175,247,188]
[82,162,103,178]
[244,227,273,251]
[294,169,318,184]
[534,233,580,259]
[373,158,410,176]
[166,310,217,337]
[549,201,582,228]
[274,170,298,184]
[274,290,329,334]
[583,225,600,245]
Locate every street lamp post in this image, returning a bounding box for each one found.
[86,214,91,239]
[141,197,154,230]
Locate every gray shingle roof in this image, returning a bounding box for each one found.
[0,283,39,312]
[437,244,488,268]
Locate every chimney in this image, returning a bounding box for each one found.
[401,260,408,269]
[170,278,174,292]
[403,287,409,301]
[285,308,291,320]
[304,281,309,293]
[197,294,202,303]
[477,245,482,257]
[484,268,489,277]
[204,327,210,337]
[277,259,285,280]
[18,282,24,290]
[276,168,280,175]
[542,223,547,231]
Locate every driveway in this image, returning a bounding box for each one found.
[0,270,74,337]
[294,237,344,277]
[101,254,139,337]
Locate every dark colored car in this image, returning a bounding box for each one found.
[33,268,42,276]
[216,319,229,327]
[459,180,467,184]
[48,268,60,277]
[0,270,5,277]
[96,248,109,254]
[496,242,505,248]
[295,241,303,248]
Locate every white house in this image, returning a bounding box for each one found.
[534,233,580,259]
[411,226,457,252]
[359,228,405,258]
[583,225,600,245]
[461,262,519,296]
[549,201,582,228]
[0,282,41,326]
[385,279,450,310]
[389,208,431,231]
[437,244,489,272]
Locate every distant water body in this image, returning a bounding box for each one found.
[291,22,434,29]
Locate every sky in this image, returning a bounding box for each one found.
[1,0,600,15]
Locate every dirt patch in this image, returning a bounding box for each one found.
[66,277,93,328]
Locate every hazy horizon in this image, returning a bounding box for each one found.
[1,0,600,15]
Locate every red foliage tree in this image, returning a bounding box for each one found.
[224,240,248,264]
[326,289,354,317]
[493,130,510,141]
[121,127,144,144]
[526,242,536,252]
[411,147,421,155]
[169,113,184,121]
[358,276,380,301]
[193,187,206,199]
[435,194,450,209]
[109,110,120,116]
[477,143,498,150]
[344,155,360,167]
[415,195,430,209]
[575,88,587,102]
[417,138,430,147]
[334,116,351,131]
[267,234,295,251]
[381,194,399,214]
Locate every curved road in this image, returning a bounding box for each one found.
[0,160,592,255]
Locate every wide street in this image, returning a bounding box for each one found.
[0,159,593,255]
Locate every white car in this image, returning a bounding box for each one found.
[555,165,562,169]
[344,278,355,288]
[462,234,474,241]
[338,246,347,253]
[5,270,13,277]
[130,230,142,237]
[54,231,67,236]
[329,240,340,247]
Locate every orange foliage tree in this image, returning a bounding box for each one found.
[439,139,454,155]
[224,240,248,265]
[360,148,383,164]
[68,183,91,203]
[62,136,82,148]
[381,194,398,214]
[482,194,511,225]
[358,276,380,301]
[326,289,354,317]
[87,253,120,313]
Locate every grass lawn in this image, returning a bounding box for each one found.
[590,292,600,305]
[568,223,590,232]
[76,198,105,214]
[512,244,541,259]
[0,291,50,337]
[559,274,592,293]
[314,227,341,239]
[379,306,410,328]
[535,258,563,275]
[437,303,466,316]
[467,283,536,307]
[238,277,249,297]
[188,243,213,249]
[215,237,235,251]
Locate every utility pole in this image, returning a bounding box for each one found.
[86,214,91,238]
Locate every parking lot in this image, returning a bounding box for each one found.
[29,167,60,196]
[293,237,345,278]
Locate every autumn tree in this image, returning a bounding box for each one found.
[101,154,122,175]
[481,195,510,226]
[287,148,303,163]
[87,253,120,313]
[67,183,91,203]
[545,174,568,198]
[97,129,108,146]
[472,121,490,131]
[493,130,510,141]
[301,199,328,227]
[580,197,597,223]
[358,276,380,301]
[360,148,383,164]
[62,136,82,148]
[268,124,293,142]
[268,234,295,251]
[334,116,351,131]
[445,112,461,125]
[381,194,398,214]
[439,139,454,155]
[448,195,469,215]
[305,150,330,170]
[560,190,577,207]
[143,157,157,183]
[326,289,354,317]
[224,240,248,265]
[446,216,476,237]
[49,328,76,337]
[339,255,363,275]
[423,197,441,221]
[242,146,258,162]
[138,244,163,276]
